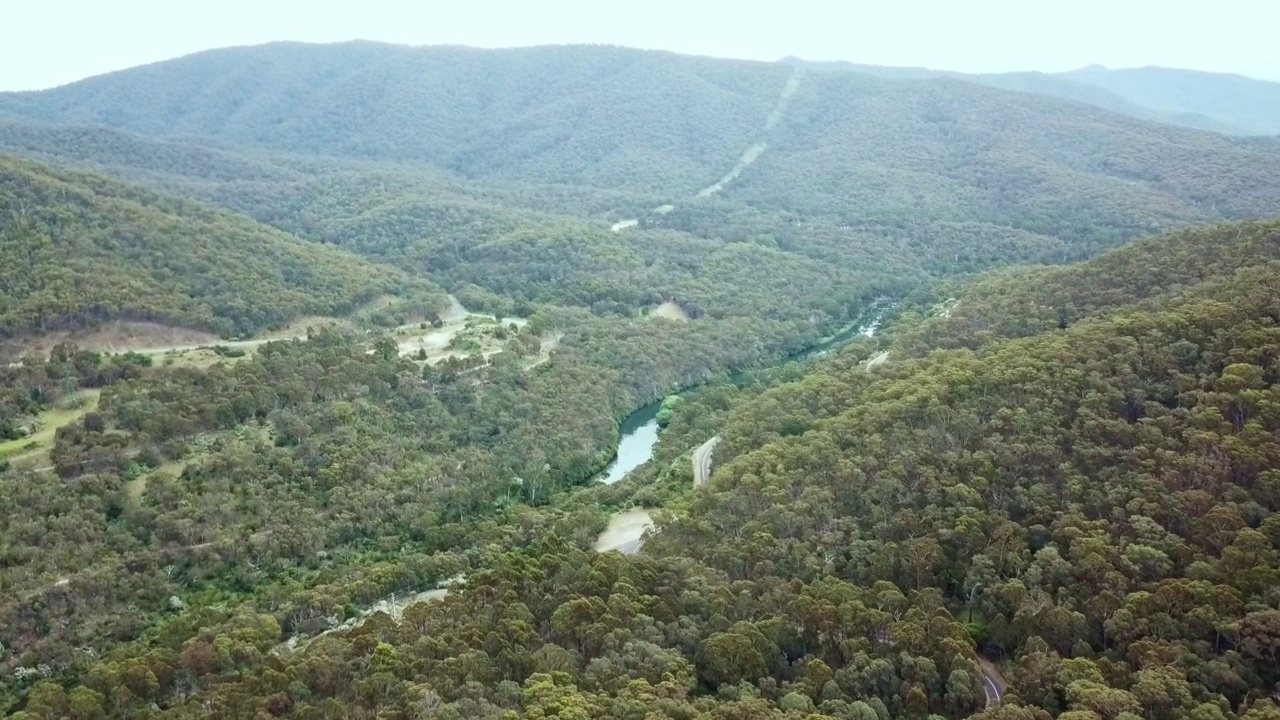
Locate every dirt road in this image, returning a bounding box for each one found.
[865,350,890,368]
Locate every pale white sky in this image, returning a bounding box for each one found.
[3,0,1279,91]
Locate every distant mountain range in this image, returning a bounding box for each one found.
[783,57,1280,136]
[2,42,1280,336]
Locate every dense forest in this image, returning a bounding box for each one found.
[3,42,1280,215]
[658,220,1280,719]
[4,41,1280,720]
[1054,65,1280,136]
[3,44,1280,322]
[0,293,861,707]
[0,156,444,342]
[5,219,1280,719]
[0,43,792,195]
[730,71,1280,250]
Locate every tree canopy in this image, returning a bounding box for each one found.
[0,156,444,341]
[4,41,1280,720]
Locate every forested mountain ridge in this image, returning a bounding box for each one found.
[0,118,311,190]
[1060,65,1280,136]
[0,42,793,195]
[0,155,444,342]
[713,69,1280,268]
[4,43,1280,285]
[786,57,1280,136]
[895,219,1280,353]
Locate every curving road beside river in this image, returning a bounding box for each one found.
[692,435,720,488]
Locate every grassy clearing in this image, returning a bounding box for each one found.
[12,322,220,360]
[151,347,249,369]
[126,459,188,503]
[124,475,147,501]
[12,296,394,363]
[395,306,527,365]
[0,389,102,462]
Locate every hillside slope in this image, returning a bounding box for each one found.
[6,220,1277,718]
[0,121,909,325]
[782,57,1189,127]
[3,43,1278,274]
[719,70,1280,261]
[788,57,1280,135]
[897,219,1280,352]
[0,42,791,195]
[1062,64,1280,136]
[0,155,440,341]
[649,219,1280,718]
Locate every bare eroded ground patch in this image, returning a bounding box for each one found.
[593,508,655,554]
[650,301,690,321]
[14,322,221,359]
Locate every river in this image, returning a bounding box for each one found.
[597,306,883,487]
[592,306,886,553]
[280,304,886,651]
[596,401,662,484]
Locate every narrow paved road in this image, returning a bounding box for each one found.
[977,657,1005,708]
[983,674,1001,707]
[692,435,720,487]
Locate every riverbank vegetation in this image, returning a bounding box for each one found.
[0,295,866,709]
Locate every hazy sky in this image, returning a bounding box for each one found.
[4,0,1279,91]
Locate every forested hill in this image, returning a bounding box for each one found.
[647,218,1280,719]
[0,42,792,195]
[786,58,1280,136]
[896,219,1280,353]
[711,69,1280,261]
[5,41,1280,217]
[6,38,1280,720]
[1059,65,1280,136]
[0,155,442,341]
